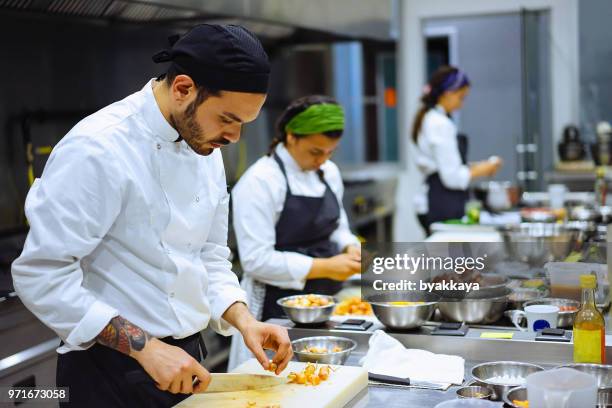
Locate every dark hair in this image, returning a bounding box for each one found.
[157,65,221,106]
[411,65,468,143]
[268,95,343,155]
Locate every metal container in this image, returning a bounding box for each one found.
[456,385,493,400]
[523,297,579,328]
[597,388,612,407]
[508,288,548,310]
[554,364,612,391]
[500,223,578,265]
[433,273,510,300]
[437,287,511,324]
[471,361,544,401]
[368,292,440,330]
[291,336,356,365]
[503,386,527,408]
[277,294,335,324]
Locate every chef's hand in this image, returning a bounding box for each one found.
[241,321,293,375]
[222,302,293,375]
[345,244,361,259]
[132,337,211,394]
[310,253,361,281]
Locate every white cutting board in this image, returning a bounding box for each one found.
[174,359,368,408]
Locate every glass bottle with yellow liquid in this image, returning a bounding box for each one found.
[573,274,606,363]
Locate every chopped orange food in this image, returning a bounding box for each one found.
[284,294,331,307]
[333,297,373,315]
[513,400,529,408]
[301,345,342,353]
[288,363,332,386]
[266,360,278,372]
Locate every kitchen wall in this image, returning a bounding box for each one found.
[0,14,182,231]
[579,0,612,140]
[0,14,295,231]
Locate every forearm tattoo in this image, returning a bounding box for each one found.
[96,316,151,355]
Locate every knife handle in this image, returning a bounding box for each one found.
[368,372,411,386]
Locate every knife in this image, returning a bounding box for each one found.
[205,373,290,393]
[368,372,450,390]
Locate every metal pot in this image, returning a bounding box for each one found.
[437,287,511,324]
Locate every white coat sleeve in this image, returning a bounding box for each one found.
[11,136,122,349]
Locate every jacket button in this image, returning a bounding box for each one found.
[156,143,161,150]
[195,196,200,202]
[169,292,175,298]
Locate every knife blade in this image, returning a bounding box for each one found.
[204,373,290,393]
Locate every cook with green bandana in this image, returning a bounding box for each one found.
[228,95,362,369]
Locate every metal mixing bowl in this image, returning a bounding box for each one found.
[432,273,509,300]
[438,287,511,324]
[291,336,356,365]
[277,294,335,324]
[500,223,578,265]
[456,385,493,400]
[471,361,544,400]
[367,292,439,329]
[523,297,580,328]
[503,386,527,408]
[554,363,612,391]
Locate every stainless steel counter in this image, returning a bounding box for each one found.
[270,318,612,407]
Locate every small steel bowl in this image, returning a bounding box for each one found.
[367,291,439,329]
[456,385,493,400]
[277,294,335,324]
[503,386,527,408]
[471,361,544,400]
[523,297,580,328]
[554,363,612,391]
[291,336,356,365]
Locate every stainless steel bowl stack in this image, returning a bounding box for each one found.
[276,294,335,324]
[367,292,439,329]
[471,361,544,400]
[291,336,356,365]
[523,297,580,328]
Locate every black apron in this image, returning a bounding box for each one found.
[260,153,343,322]
[56,333,206,408]
[424,133,469,228]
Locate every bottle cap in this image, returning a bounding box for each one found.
[580,274,597,289]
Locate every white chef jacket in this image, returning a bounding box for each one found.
[413,105,471,214]
[11,80,247,353]
[228,143,359,370]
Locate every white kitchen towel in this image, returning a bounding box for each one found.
[359,330,465,385]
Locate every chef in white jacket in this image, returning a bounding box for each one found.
[228,95,361,369]
[11,24,292,408]
[412,65,502,234]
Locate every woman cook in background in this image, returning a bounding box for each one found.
[413,65,503,234]
[228,95,361,369]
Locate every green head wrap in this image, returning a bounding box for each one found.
[284,103,345,135]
